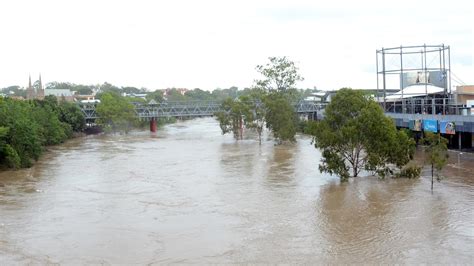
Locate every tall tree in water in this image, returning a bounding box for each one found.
[264,91,297,143]
[240,89,267,144]
[310,88,415,181]
[423,132,448,191]
[254,57,303,142]
[215,98,250,140]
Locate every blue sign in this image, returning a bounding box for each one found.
[440,121,455,135]
[423,119,438,132]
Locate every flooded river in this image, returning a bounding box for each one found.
[1,117,473,264]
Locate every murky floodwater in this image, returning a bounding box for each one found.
[1,117,473,264]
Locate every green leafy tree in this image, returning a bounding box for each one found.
[310,88,415,181]
[95,82,122,99]
[423,132,449,191]
[96,92,137,133]
[0,95,85,169]
[146,90,164,103]
[215,98,250,140]
[0,126,8,151]
[46,82,73,90]
[32,104,68,145]
[362,102,416,178]
[1,85,26,98]
[122,86,141,94]
[253,57,303,142]
[185,89,213,101]
[165,88,188,101]
[255,56,304,92]
[264,92,297,143]
[240,89,267,144]
[3,144,21,169]
[0,99,43,167]
[58,102,86,132]
[75,85,94,95]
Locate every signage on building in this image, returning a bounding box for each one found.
[401,71,446,89]
[440,121,455,135]
[409,120,422,131]
[423,119,438,133]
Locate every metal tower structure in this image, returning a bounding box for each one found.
[376,44,451,111]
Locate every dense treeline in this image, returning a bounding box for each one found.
[0,96,85,169]
[2,81,315,104]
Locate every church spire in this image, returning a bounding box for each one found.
[37,73,45,99]
[26,74,34,100]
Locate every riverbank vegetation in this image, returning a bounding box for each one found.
[0,96,85,169]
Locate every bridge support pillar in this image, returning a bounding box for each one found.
[150,118,157,132]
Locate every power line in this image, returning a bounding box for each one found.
[451,71,466,85]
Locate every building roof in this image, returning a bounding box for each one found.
[384,84,444,101]
[44,89,74,97]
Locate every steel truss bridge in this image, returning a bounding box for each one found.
[79,100,324,121]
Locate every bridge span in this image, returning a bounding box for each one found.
[79,100,324,131]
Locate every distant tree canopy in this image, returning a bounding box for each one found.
[0,96,85,169]
[122,86,144,94]
[96,92,137,133]
[146,90,164,103]
[309,88,415,181]
[1,85,26,98]
[4,79,316,104]
[185,89,213,101]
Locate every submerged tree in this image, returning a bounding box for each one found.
[264,92,297,143]
[240,89,267,144]
[216,57,303,143]
[310,88,415,181]
[215,98,250,140]
[423,132,448,191]
[254,57,303,142]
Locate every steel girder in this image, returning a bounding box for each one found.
[78,100,324,120]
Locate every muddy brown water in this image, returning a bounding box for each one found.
[1,118,473,264]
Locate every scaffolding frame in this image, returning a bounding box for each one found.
[376,44,451,112]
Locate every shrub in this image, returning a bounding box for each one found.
[4,144,21,169]
[395,164,422,179]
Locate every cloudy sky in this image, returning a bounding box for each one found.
[0,0,472,91]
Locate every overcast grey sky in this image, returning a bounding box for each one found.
[0,0,472,90]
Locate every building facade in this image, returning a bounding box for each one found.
[25,75,75,102]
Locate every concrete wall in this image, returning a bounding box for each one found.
[455,85,474,105]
